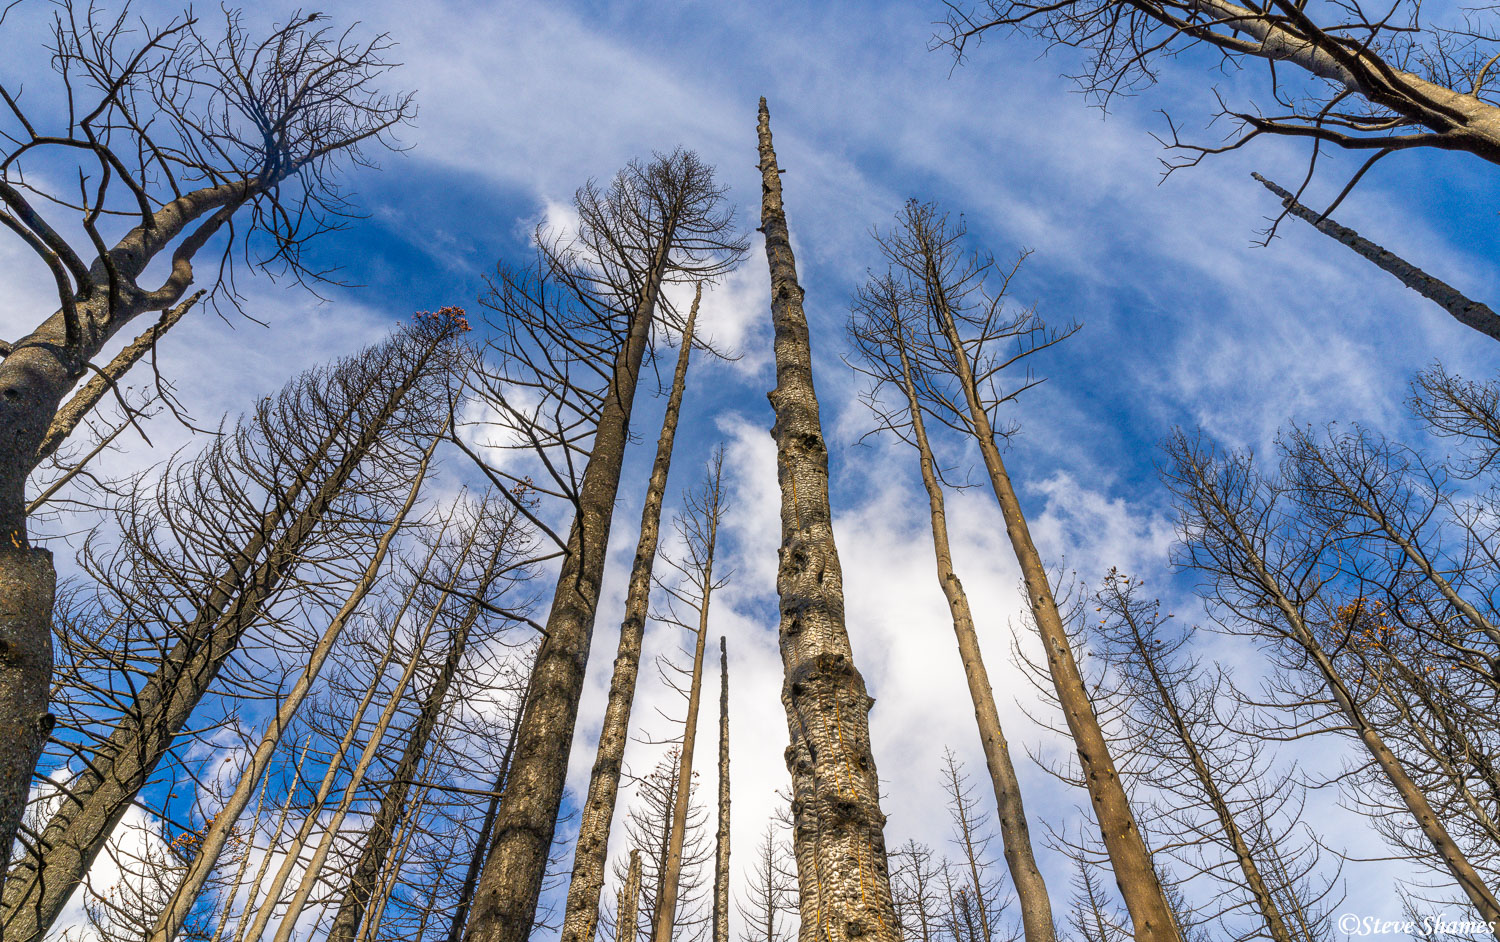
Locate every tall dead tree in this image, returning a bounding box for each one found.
[0,4,412,873]
[713,636,731,942]
[460,151,745,942]
[562,284,705,942]
[653,454,729,942]
[756,97,898,942]
[1086,573,1335,942]
[3,314,461,942]
[938,751,1011,942]
[1163,431,1500,924]
[621,850,645,942]
[848,273,1055,942]
[869,200,1177,941]
[1252,174,1500,341]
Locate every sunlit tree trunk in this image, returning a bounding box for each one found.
[756,97,898,942]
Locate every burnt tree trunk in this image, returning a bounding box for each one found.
[712,636,730,942]
[756,97,898,942]
[463,219,675,942]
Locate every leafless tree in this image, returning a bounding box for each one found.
[848,267,1055,942]
[937,0,1500,212]
[0,3,414,873]
[713,635,731,942]
[459,149,745,942]
[1162,428,1500,923]
[614,748,714,942]
[756,96,899,942]
[861,198,1173,940]
[1085,572,1339,942]
[938,750,1016,942]
[890,840,944,942]
[652,452,730,942]
[3,312,464,942]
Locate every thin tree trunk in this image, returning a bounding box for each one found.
[326,510,517,942]
[2,340,439,942]
[712,636,730,942]
[756,97,898,942]
[236,529,450,942]
[619,849,644,942]
[147,431,440,942]
[562,285,702,942]
[890,324,1055,942]
[924,269,1178,940]
[463,218,675,942]
[653,577,713,942]
[1253,173,1500,342]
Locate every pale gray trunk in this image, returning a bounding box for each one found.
[561,286,701,942]
[619,849,644,942]
[463,227,673,942]
[891,327,1055,942]
[756,98,898,942]
[1253,173,1500,342]
[712,636,730,942]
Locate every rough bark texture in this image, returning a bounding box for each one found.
[1,338,438,942]
[463,234,668,942]
[653,575,713,942]
[712,636,730,942]
[756,97,898,942]
[0,548,54,884]
[327,520,514,942]
[619,849,644,942]
[1253,173,1500,342]
[891,338,1055,942]
[927,282,1179,940]
[561,286,701,942]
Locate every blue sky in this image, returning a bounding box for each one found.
[8,0,1500,937]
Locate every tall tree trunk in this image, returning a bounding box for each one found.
[924,269,1178,940]
[653,576,714,942]
[148,432,440,942]
[755,97,898,942]
[889,330,1055,942]
[463,222,675,942]
[619,849,644,942]
[712,636,730,942]
[327,512,517,942]
[1,337,442,942]
[562,285,702,942]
